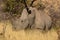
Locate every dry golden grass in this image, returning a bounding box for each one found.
[0,21,58,40]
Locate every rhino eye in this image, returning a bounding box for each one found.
[21,20,23,22]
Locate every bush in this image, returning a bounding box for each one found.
[4,0,25,17]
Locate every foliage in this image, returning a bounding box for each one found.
[4,0,24,17]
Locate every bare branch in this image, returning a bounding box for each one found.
[30,0,36,6]
[23,0,31,14]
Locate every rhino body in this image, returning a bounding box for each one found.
[38,10,52,30]
[12,7,52,31]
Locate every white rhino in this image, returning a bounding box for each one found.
[12,7,52,31]
[11,7,35,30]
[31,8,52,31]
[38,10,52,30]
[11,8,29,30]
[11,0,46,30]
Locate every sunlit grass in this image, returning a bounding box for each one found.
[0,20,58,40]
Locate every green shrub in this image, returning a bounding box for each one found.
[4,0,25,17]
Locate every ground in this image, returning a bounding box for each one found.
[0,20,58,40]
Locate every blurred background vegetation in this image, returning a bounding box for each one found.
[3,0,45,17]
[4,0,25,17]
[0,0,60,29]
